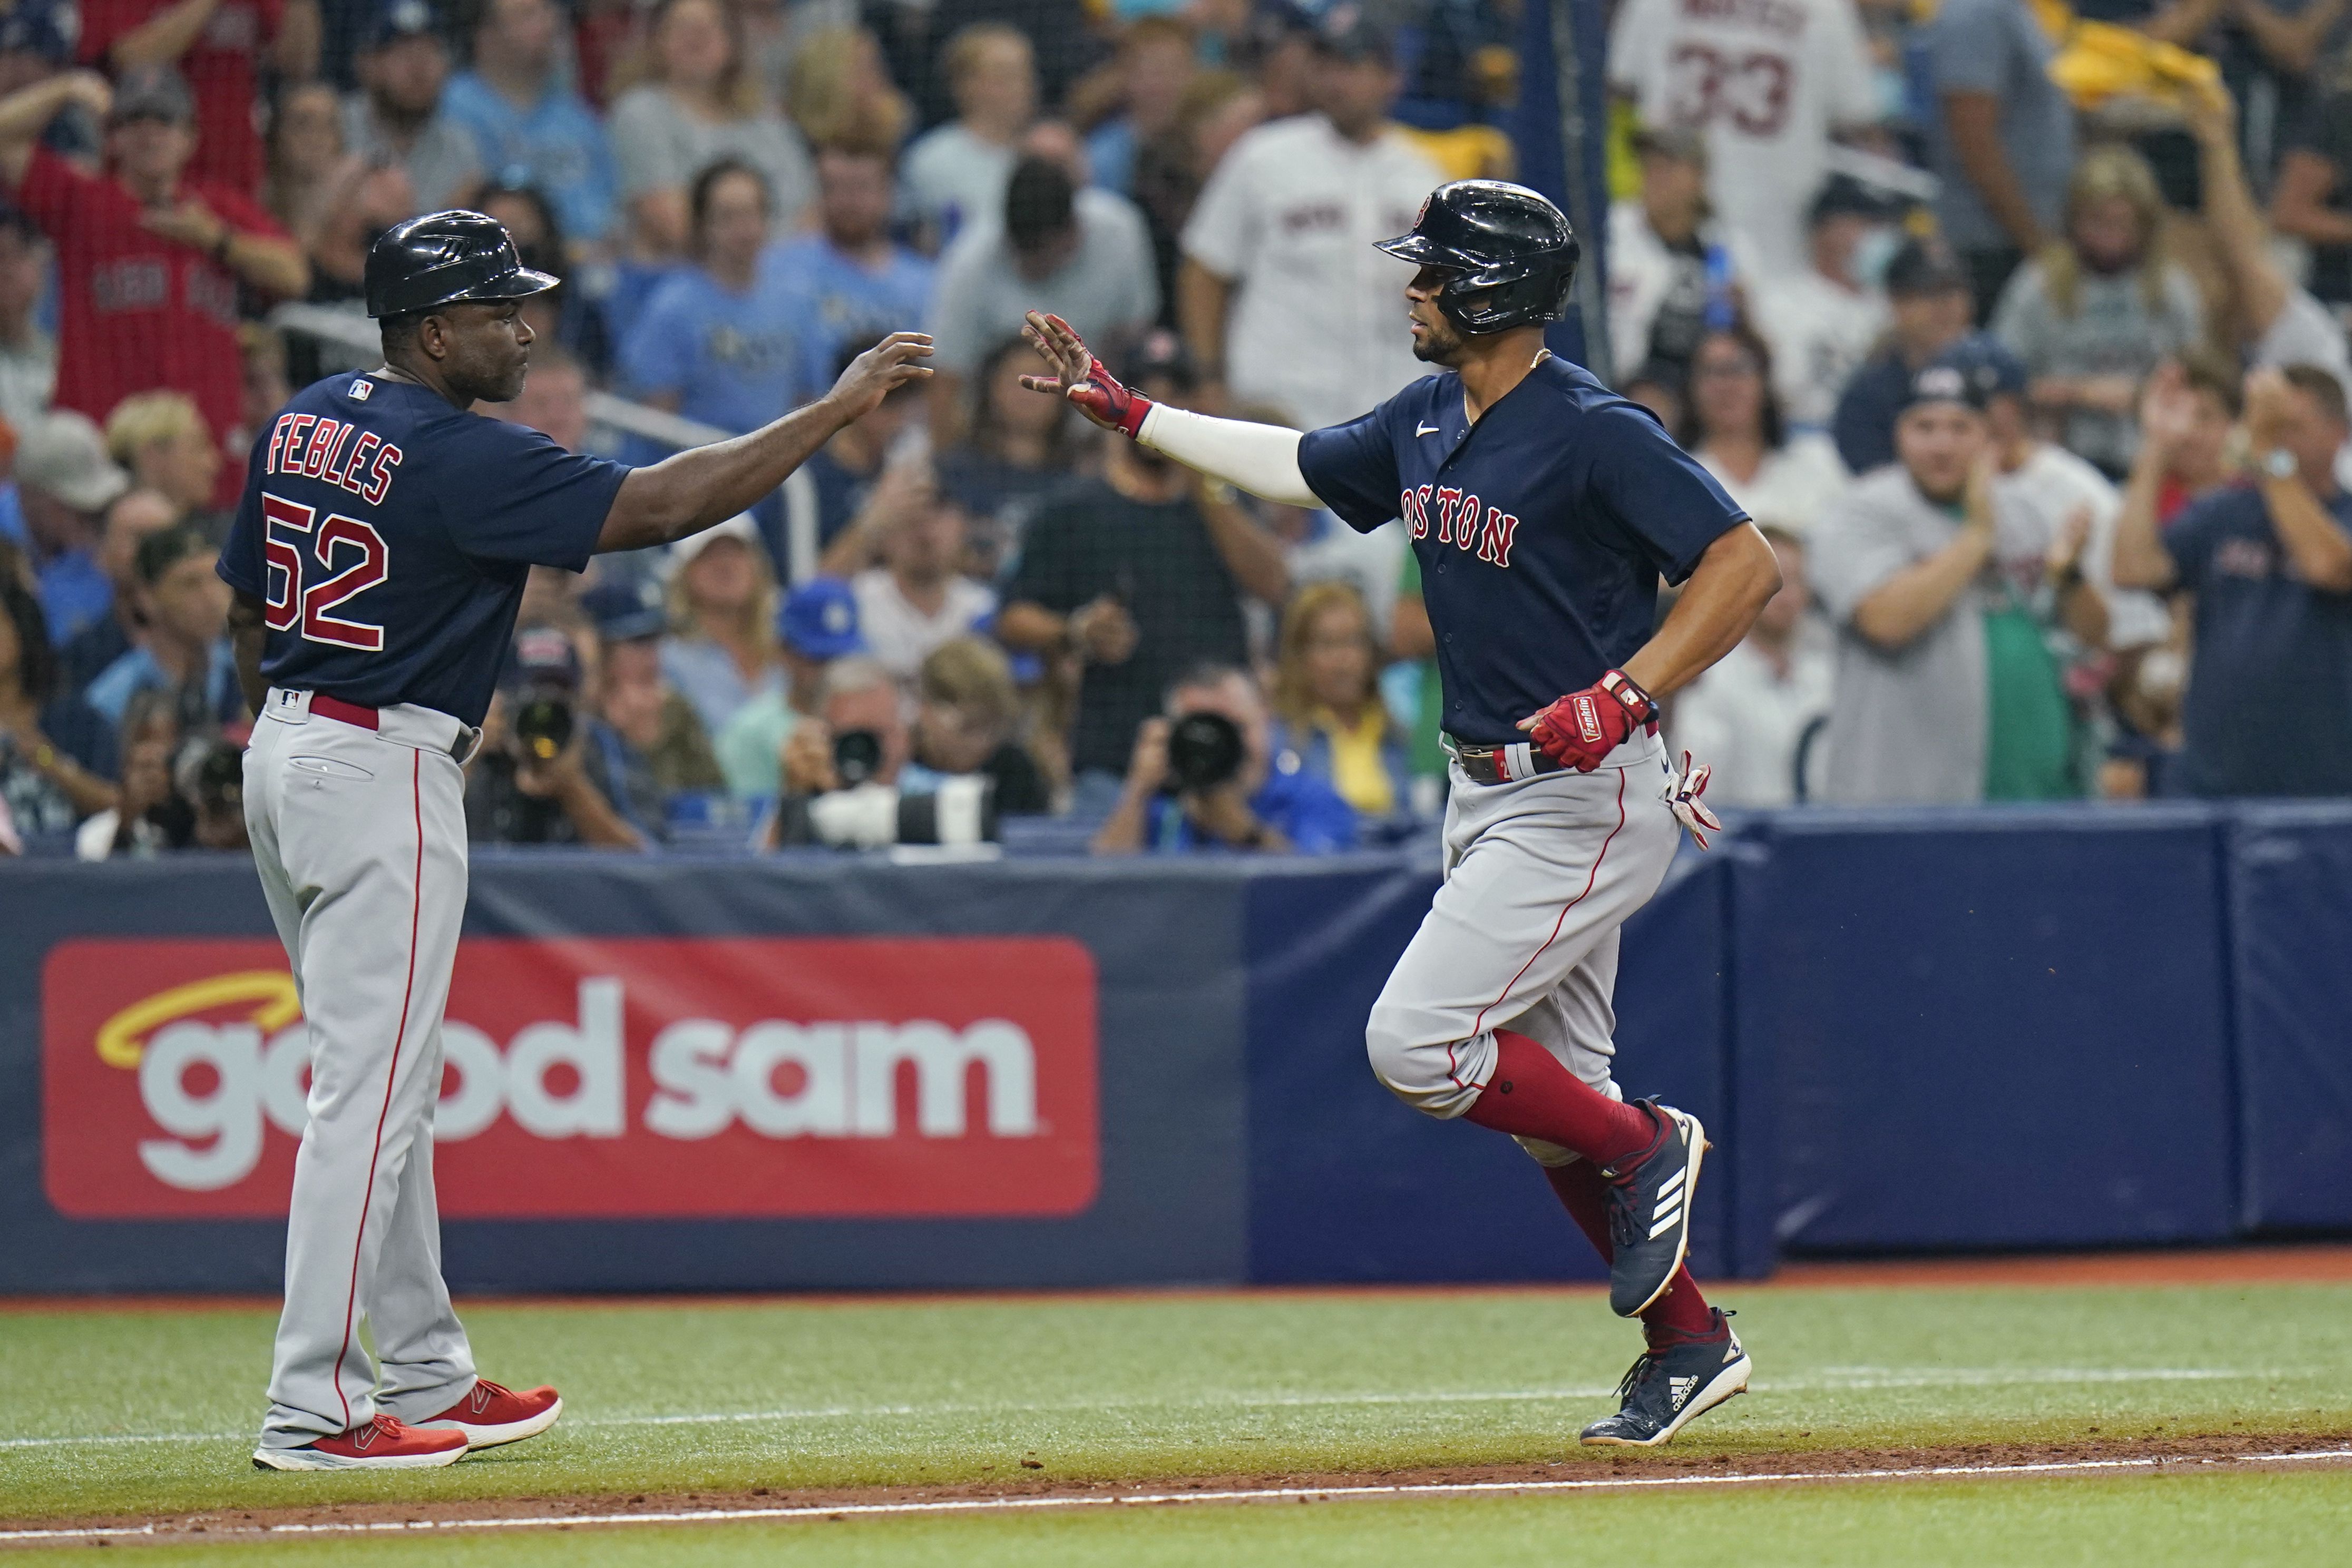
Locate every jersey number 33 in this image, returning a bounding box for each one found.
[262,493,391,652]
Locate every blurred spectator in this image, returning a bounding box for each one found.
[1608,0,1879,274]
[998,334,1287,797]
[783,25,912,155]
[850,491,994,681]
[1750,178,1895,432]
[1993,145,2205,478]
[1832,237,1974,476]
[261,80,350,256]
[777,336,929,578]
[56,488,174,694]
[82,522,242,739]
[930,150,1158,435]
[0,2,92,167]
[2276,72,2352,311]
[1607,125,1741,383]
[621,159,814,434]
[238,322,290,453]
[1091,662,1358,855]
[343,0,480,215]
[764,652,909,847]
[715,574,864,800]
[73,686,188,857]
[2133,355,2243,526]
[760,140,936,399]
[465,623,645,848]
[443,0,620,245]
[900,23,1035,251]
[81,0,321,194]
[2114,364,2352,797]
[1267,580,1410,825]
[1668,526,1831,808]
[608,0,814,260]
[937,334,1080,576]
[1,572,116,834]
[1178,9,1440,431]
[173,728,245,848]
[103,391,222,530]
[909,633,1050,814]
[583,578,726,837]
[16,410,131,648]
[1619,357,1687,437]
[0,68,307,508]
[2224,0,2345,184]
[1811,356,2110,803]
[1681,326,1849,542]
[0,205,53,434]
[2191,84,2352,380]
[1087,16,1196,199]
[1921,0,2077,319]
[661,512,784,739]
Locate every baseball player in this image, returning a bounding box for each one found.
[220,211,931,1470]
[1023,181,1781,1446]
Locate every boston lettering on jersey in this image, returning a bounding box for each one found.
[1298,355,1747,746]
[219,374,631,728]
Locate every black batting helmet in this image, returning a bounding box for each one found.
[1375,180,1578,335]
[364,209,560,320]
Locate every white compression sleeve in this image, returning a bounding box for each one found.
[1136,405,1322,507]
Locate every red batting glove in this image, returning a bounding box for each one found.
[1521,669,1659,773]
[1050,316,1153,437]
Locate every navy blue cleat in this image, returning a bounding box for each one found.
[1578,1311,1751,1447]
[1602,1100,1705,1318]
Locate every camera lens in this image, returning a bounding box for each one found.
[833,728,885,787]
[1165,711,1245,792]
[514,695,573,762]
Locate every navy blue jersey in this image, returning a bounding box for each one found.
[1299,356,1747,746]
[218,373,631,728]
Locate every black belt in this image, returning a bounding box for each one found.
[1448,737,1566,786]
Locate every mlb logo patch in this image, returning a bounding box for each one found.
[348,378,373,401]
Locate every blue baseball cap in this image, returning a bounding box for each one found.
[778,577,865,660]
[581,578,666,644]
[1902,332,2029,415]
[366,0,447,50]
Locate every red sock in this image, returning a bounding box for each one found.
[1542,1159,1723,1348]
[1459,1029,1658,1168]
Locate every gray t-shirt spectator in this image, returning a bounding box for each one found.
[928,189,1159,377]
[1924,0,2075,253]
[1992,260,2204,473]
[341,94,482,215]
[1807,467,1991,803]
[607,86,815,231]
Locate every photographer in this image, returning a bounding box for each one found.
[1091,663,1357,857]
[763,654,1001,850]
[909,635,1051,816]
[463,625,647,850]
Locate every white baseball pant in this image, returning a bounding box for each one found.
[243,688,480,1450]
[1365,731,1682,1164]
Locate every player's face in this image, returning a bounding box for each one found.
[433,299,536,404]
[1404,268,1467,365]
[1893,401,1986,502]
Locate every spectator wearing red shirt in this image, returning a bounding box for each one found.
[80,0,319,195]
[0,68,307,508]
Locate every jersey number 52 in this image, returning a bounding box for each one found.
[262,493,391,651]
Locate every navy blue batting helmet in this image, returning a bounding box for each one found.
[1375,180,1579,335]
[364,209,559,320]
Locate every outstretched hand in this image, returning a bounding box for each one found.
[1019,311,1152,436]
[827,331,933,422]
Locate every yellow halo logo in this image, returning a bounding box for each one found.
[95,973,302,1070]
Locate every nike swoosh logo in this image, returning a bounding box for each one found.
[1416,423,1441,437]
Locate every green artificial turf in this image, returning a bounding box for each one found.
[2,1282,2348,1523]
[7,1470,2351,1566]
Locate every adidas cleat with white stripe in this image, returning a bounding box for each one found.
[1578,1310,1751,1447]
[1601,1100,1706,1318]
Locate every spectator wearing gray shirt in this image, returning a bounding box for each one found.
[927,151,1157,442]
[608,0,814,262]
[1924,0,2077,320]
[899,23,1035,254]
[341,0,480,216]
[1992,144,2205,478]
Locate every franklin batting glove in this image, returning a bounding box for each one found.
[1525,669,1657,772]
[1660,750,1723,849]
[1048,316,1153,437]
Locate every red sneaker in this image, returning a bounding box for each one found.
[252,1415,467,1471]
[413,1379,563,1449]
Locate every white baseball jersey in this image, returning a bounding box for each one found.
[1608,0,1879,274]
[1182,114,1443,432]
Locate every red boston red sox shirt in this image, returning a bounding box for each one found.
[81,0,283,194]
[16,148,288,504]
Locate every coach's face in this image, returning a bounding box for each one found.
[427,298,535,404]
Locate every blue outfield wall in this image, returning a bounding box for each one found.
[1,805,2346,1294]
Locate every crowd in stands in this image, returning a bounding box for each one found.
[3,0,2351,860]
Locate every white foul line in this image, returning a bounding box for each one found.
[0,1368,2262,1451]
[2,1448,2348,1544]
